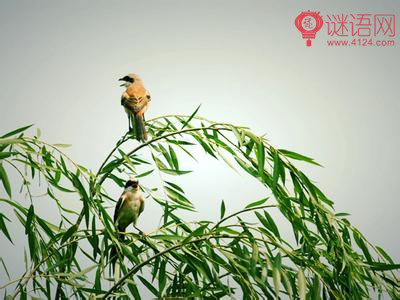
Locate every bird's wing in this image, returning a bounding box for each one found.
[123,85,150,113]
[114,194,125,223]
[123,97,148,114]
[138,196,145,216]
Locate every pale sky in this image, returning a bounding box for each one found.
[0,0,399,297]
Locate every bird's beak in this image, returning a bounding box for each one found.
[118,78,124,81]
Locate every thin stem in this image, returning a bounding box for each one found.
[95,132,130,179]
[212,204,277,230]
[97,125,229,187]
[24,137,90,182]
[3,160,33,203]
[103,237,208,298]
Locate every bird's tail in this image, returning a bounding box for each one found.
[134,113,147,142]
[110,233,124,273]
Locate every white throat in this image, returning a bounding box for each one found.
[121,82,131,88]
[124,186,139,193]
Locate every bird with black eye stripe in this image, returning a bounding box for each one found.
[119,73,151,142]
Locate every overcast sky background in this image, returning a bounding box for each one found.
[0,0,399,297]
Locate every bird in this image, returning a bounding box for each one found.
[119,73,151,142]
[110,177,145,266]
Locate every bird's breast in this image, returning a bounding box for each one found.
[116,193,142,228]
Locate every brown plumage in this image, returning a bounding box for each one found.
[119,73,151,142]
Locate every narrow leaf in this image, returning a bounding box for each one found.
[220,200,226,219]
[181,104,201,129]
[256,138,265,178]
[245,197,268,209]
[0,163,11,197]
[297,269,306,300]
[278,149,322,167]
[1,124,33,138]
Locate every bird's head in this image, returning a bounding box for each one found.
[124,177,139,191]
[118,73,142,87]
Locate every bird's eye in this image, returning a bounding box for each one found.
[125,76,134,83]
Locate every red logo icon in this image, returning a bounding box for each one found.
[295,11,324,46]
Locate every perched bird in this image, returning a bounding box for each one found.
[110,177,145,266]
[119,73,151,142]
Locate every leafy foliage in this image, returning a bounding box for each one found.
[0,112,399,299]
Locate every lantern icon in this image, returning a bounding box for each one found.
[295,11,324,47]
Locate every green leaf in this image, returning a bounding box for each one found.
[0,198,28,214]
[193,135,217,158]
[151,257,160,282]
[250,243,259,275]
[230,126,244,147]
[53,144,72,148]
[0,152,18,159]
[136,169,154,178]
[159,168,192,176]
[166,139,195,146]
[0,163,11,197]
[190,223,208,237]
[61,225,78,244]
[273,254,281,298]
[353,231,372,264]
[0,138,23,146]
[220,200,226,219]
[264,211,280,238]
[157,144,174,169]
[255,211,280,238]
[94,268,102,290]
[1,124,33,138]
[25,205,35,234]
[158,260,167,296]
[71,173,90,226]
[335,212,350,217]
[181,104,201,129]
[376,246,394,264]
[278,149,322,167]
[168,145,179,170]
[370,262,400,271]
[108,174,125,187]
[256,138,265,178]
[164,186,192,207]
[245,197,269,209]
[235,157,258,177]
[311,275,320,299]
[0,257,10,279]
[297,269,306,300]
[69,264,97,280]
[272,149,280,190]
[100,159,121,174]
[0,214,13,243]
[213,226,239,236]
[164,181,185,193]
[215,147,237,172]
[36,217,56,239]
[281,270,293,299]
